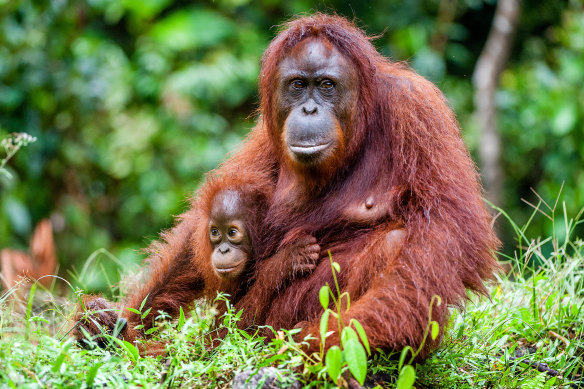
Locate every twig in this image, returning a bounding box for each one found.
[548,330,570,348]
[509,356,562,378]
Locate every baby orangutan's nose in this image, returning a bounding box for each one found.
[218,244,230,254]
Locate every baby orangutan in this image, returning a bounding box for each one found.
[206,186,322,336]
[208,189,254,280]
[207,187,320,287]
[75,180,321,353]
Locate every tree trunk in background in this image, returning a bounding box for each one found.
[473,0,520,208]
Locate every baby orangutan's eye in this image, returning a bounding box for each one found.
[210,227,220,237]
[227,227,244,244]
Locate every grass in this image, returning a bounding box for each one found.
[1,203,583,388]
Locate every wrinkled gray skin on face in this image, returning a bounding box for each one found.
[277,39,358,167]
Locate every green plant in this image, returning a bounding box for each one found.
[5,195,579,388]
[0,132,36,179]
[394,295,442,389]
[1,210,583,388]
[316,252,371,386]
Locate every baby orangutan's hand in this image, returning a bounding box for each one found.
[287,234,320,278]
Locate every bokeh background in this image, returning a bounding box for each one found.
[1,0,583,291]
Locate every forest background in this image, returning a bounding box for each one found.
[1,0,583,291]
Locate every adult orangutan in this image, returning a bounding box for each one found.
[75,14,499,359]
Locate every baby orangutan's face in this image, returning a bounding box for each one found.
[208,190,252,280]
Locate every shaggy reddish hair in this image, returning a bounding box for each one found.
[75,14,499,359]
[253,14,499,356]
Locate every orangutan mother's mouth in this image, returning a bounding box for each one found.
[288,142,331,155]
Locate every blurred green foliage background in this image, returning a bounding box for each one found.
[0,0,582,290]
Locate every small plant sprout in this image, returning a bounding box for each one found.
[317,251,371,385]
[395,294,442,389]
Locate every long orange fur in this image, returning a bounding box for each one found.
[76,14,499,359]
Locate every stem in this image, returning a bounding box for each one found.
[409,295,441,363]
[328,252,341,298]
[328,252,345,330]
[0,145,21,172]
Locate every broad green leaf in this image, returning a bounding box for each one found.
[110,337,140,362]
[86,362,103,387]
[456,314,465,339]
[521,371,546,389]
[398,346,413,371]
[126,307,141,315]
[264,354,288,364]
[325,346,342,383]
[25,283,36,339]
[51,352,66,373]
[286,327,302,336]
[30,316,49,324]
[341,326,359,348]
[239,330,252,339]
[332,262,341,273]
[139,295,149,311]
[141,307,152,319]
[320,310,331,344]
[396,365,416,389]
[545,376,557,388]
[112,319,126,338]
[178,307,185,330]
[430,321,440,340]
[343,338,367,385]
[319,286,330,309]
[342,292,350,311]
[51,341,72,373]
[121,340,140,362]
[352,320,371,355]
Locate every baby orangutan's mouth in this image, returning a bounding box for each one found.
[214,260,245,278]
